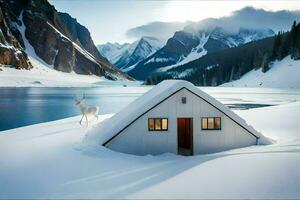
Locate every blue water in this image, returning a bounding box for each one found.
[0,87,141,131]
[2,86,297,132]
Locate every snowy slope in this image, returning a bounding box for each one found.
[159,33,209,72]
[97,42,133,64]
[129,27,274,80]
[0,100,300,199]
[0,14,136,87]
[98,37,165,71]
[222,56,300,89]
[163,28,274,72]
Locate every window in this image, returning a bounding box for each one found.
[201,118,207,129]
[155,119,161,130]
[148,119,155,130]
[162,119,168,130]
[201,117,221,130]
[181,97,187,104]
[148,118,168,131]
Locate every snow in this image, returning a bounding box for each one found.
[18,11,54,69]
[46,22,102,68]
[97,42,132,64]
[84,80,269,146]
[222,56,300,89]
[98,37,165,72]
[174,68,194,78]
[0,65,140,87]
[0,13,137,87]
[145,57,173,64]
[1,96,300,199]
[159,33,209,72]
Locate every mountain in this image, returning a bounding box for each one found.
[98,36,164,71]
[97,42,131,65]
[0,0,132,80]
[144,21,300,87]
[0,1,32,70]
[144,35,275,86]
[129,27,274,80]
[127,6,300,81]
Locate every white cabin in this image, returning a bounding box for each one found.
[86,80,266,156]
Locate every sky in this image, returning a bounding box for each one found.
[49,0,300,45]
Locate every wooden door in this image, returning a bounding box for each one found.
[177,118,193,156]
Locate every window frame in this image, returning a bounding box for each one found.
[201,117,221,130]
[148,118,168,131]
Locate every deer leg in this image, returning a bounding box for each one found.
[85,115,89,127]
[79,114,84,125]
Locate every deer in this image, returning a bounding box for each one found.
[74,95,99,127]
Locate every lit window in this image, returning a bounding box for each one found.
[201,117,221,130]
[155,119,161,130]
[162,119,168,130]
[148,118,168,131]
[214,117,221,130]
[201,118,207,129]
[207,118,214,129]
[148,119,155,131]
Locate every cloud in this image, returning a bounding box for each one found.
[184,7,300,34]
[127,7,300,43]
[126,21,189,41]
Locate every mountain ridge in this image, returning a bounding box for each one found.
[0,0,132,80]
[128,26,274,80]
[97,36,165,71]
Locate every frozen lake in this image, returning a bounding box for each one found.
[1,86,300,131]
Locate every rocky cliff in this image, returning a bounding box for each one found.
[0,0,131,80]
[0,1,32,69]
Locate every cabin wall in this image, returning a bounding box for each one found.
[107,88,257,155]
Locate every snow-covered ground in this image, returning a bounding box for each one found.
[0,66,138,87]
[222,56,300,89]
[0,94,300,199]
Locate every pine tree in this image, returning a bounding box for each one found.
[280,31,292,59]
[271,31,282,60]
[290,21,297,58]
[261,53,269,73]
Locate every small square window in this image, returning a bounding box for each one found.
[201,117,221,130]
[182,97,187,104]
[148,118,168,132]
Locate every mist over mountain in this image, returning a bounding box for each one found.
[126,21,189,42]
[126,7,300,43]
[184,7,300,35]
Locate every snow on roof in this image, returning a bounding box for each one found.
[84,80,269,146]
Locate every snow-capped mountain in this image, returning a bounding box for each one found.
[129,27,275,80]
[210,27,275,48]
[0,0,132,81]
[97,42,131,64]
[98,36,165,71]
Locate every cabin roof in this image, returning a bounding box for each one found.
[84,80,262,146]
